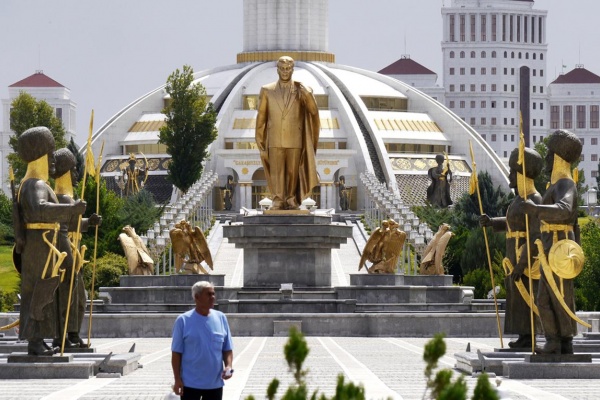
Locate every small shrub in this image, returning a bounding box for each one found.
[0,288,19,312]
[82,252,128,297]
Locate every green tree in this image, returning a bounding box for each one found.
[117,189,164,235]
[576,219,600,310]
[78,176,126,257]
[0,192,13,244]
[8,92,67,181]
[159,65,218,194]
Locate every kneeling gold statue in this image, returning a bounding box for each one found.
[169,220,213,274]
[359,219,406,274]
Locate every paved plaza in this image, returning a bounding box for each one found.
[2,336,600,400]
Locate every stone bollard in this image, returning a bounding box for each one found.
[589,319,600,332]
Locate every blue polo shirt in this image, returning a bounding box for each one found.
[171,309,233,390]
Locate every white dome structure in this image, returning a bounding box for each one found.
[90,0,508,209]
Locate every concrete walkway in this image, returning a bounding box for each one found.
[2,336,598,400]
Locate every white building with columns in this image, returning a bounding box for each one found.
[441,0,548,160]
[89,0,508,210]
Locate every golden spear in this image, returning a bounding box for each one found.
[61,110,94,355]
[469,141,504,348]
[87,140,104,347]
[517,113,535,354]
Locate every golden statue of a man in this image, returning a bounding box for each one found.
[255,56,320,210]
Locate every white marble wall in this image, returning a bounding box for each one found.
[244,0,328,52]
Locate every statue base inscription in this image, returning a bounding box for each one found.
[223,214,352,287]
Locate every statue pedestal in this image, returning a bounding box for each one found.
[223,214,352,287]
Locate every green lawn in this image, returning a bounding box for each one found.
[0,245,19,293]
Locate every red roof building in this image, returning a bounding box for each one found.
[9,71,65,88]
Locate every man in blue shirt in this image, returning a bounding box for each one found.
[171,281,233,400]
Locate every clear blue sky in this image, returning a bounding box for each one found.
[1,0,598,146]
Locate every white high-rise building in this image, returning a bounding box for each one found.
[0,71,76,195]
[441,0,548,160]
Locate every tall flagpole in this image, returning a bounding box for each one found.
[469,141,504,348]
[87,140,104,347]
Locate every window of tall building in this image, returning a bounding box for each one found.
[533,103,537,110]
[491,84,497,91]
[481,15,487,41]
[511,51,515,58]
[504,67,508,75]
[504,151,508,157]
[533,69,536,76]
[540,53,544,60]
[517,16,521,42]
[564,105,573,129]
[504,101,508,108]
[470,84,476,92]
[533,136,537,143]
[492,51,497,58]
[450,15,456,42]
[470,67,475,75]
[450,51,455,58]
[580,154,584,161]
[593,154,598,162]
[591,105,599,128]
[482,134,487,140]
[539,17,543,44]
[502,14,507,41]
[460,51,465,58]
[540,86,544,93]
[518,52,522,59]
[533,86,536,93]
[540,69,544,77]
[460,101,465,108]
[450,68,455,75]
[526,52,529,59]
[470,117,476,125]
[504,118,508,125]
[460,14,466,41]
[470,14,476,41]
[592,171,598,178]
[503,134,507,141]
[592,138,598,145]
[540,119,544,127]
[511,135,515,142]
[504,51,508,58]
[481,118,486,125]
[533,53,536,60]
[460,84,465,92]
[491,67,497,75]
[481,84,486,92]
[511,68,515,75]
[55,108,62,121]
[492,134,497,142]
[581,138,585,145]
[491,101,496,108]
[540,103,544,110]
[504,84,508,91]
[510,84,513,92]
[471,51,476,58]
[531,16,535,43]
[511,101,515,109]
[449,101,455,108]
[492,117,497,125]
[460,67,465,75]
[524,16,528,42]
[551,105,560,129]
[470,101,475,108]
[511,118,515,125]
[577,105,586,129]
[533,119,536,126]
[481,51,486,58]
[449,84,455,92]
[492,15,497,41]
[481,67,486,75]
